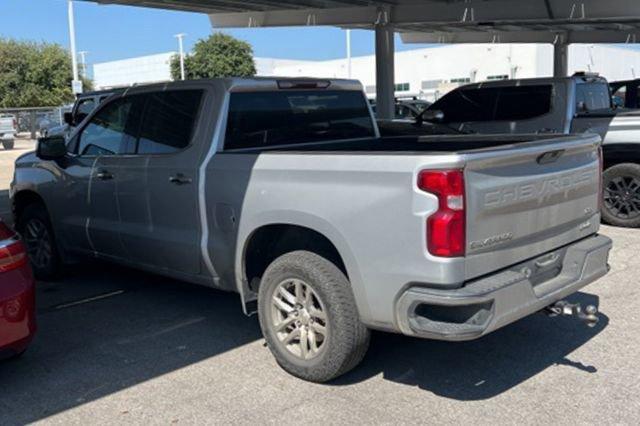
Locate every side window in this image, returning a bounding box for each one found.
[576,83,612,111]
[77,98,136,156]
[494,85,552,120]
[136,90,203,154]
[432,87,499,123]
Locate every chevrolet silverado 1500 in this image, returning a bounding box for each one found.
[10,78,611,382]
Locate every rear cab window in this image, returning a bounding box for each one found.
[432,85,552,123]
[494,85,552,120]
[224,90,375,150]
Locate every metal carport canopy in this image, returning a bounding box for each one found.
[82,0,640,118]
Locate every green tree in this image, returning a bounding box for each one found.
[0,38,92,108]
[170,32,256,80]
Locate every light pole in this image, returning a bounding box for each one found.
[174,33,186,81]
[67,0,82,93]
[346,29,352,78]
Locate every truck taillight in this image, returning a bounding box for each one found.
[418,170,465,257]
[0,222,27,273]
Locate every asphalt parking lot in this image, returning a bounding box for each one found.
[1,139,639,425]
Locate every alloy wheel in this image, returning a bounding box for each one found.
[270,278,328,360]
[23,218,52,269]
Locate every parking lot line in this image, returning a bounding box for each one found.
[51,289,125,310]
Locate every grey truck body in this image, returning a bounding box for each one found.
[10,78,611,340]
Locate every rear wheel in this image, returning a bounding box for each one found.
[2,139,14,150]
[258,250,370,382]
[17,203,61,280]
[602,163,640,228]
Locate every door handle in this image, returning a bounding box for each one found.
[169,173,192,185]
[95,170,113,180]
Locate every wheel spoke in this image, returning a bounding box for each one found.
[275,315,296,332]
[308,328,319,353]
[282,327,300,345]
[310,307,326,321]
[278,286,297,306]
[273,296,294,314]
[310,321,326,337]
[299,326,309,359]
[304,285,313,307]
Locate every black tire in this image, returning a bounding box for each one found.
[602,163,640,228]
[2,139,14,150]
[258,250,370,382]
[16,203,61,280]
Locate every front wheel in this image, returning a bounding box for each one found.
[17,203,61,280]
[602,163,640,228]
[258,250,370,382]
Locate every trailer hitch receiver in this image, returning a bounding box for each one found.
[544,300,599,327]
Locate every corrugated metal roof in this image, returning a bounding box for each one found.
[80,0,640,43]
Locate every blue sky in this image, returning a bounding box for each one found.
[0,0,432,65]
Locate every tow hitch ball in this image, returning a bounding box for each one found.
[544,300,599,327]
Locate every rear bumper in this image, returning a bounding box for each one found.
[395,234,612,341]
[0,265,36,359]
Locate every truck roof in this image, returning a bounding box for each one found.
[113,77,364,95]
[454,74,609,91]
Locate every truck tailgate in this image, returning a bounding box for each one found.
[463,134,601,280]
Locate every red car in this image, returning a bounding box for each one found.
[0,220,35,360]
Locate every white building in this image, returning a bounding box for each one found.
[93,44,640,101]
[93,52,176,89]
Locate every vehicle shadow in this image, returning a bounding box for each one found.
[0,259,607,423]
[334,292,607,400]
[0,261,263,424]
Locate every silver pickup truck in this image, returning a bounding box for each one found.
[10,78,612,382]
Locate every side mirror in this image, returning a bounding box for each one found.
[63,112,73,125]
[417,109,444,125]
[36,136,67,160]
[422,110,444,122]
[74,112,88,126]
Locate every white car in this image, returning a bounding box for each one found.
[0,114,17,150]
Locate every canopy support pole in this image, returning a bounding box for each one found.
[375,21,395,119]
[553,43,569,77]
